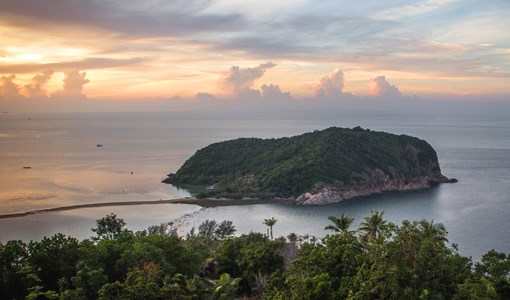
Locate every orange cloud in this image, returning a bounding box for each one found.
[24,70,53,98]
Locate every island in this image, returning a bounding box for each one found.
[163,127,456,205]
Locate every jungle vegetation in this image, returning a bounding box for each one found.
[166,127,446,199]
[1,212,509,299]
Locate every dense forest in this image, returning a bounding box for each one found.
[1,212,509,299]
[165,127,450,200]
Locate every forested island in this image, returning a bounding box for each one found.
[1,213,508,299]
[164,127,456,204]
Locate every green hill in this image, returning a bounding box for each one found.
[164,127,454,203]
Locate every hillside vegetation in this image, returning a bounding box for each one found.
[166,127,449,200]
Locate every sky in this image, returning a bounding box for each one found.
[0,0,509,112]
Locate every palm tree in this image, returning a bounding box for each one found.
[359,211,387,242]
[325,214,354,234]
[419,220,448,243]
[263,217,277,239]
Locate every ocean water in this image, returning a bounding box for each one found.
[1,112,509,258]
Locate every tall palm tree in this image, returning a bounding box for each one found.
[263,217,277,239]
[359,211,387,242]
[419,220,448,243]
[325,214,354,234]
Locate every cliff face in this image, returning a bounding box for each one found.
[164,127,455,205]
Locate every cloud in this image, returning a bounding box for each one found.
[2,1,507,83]
[211,15,396,59]
[0,75,23,99]
[260,84,291,99]
[0,0,243,37]
[55,70,90,99]
[374,0,458,20]
[369,76,401,98]
[24,70,53,98]
[0,57,144,74]
[1,70,89,100]
[316,69,345,98]
[222,62,276,94]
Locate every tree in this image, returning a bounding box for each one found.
[418,220,448,243]
[147,222,178,237]
[27,234,80,291]
[475,250,510,298]
[263,217,278,240]
[454,278,498,300]
[198,220,218,239]
[215,221,237,239]
[0,240,38,300]
[66,262,108,300]
[359,211,387,242]
[91,213,127,240]
[2,213,510,299]
[287,233,298,243]
[324,215,354,235]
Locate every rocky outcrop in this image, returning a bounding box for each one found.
[295,172,454,205]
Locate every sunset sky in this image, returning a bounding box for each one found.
[0,0,509,107]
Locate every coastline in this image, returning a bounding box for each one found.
[0,178,456,220]
[0,198,276,220]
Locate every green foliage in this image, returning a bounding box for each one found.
[454,278,498,300]
[263,217,278,239]
[91,213,127,241]
[474,250,510,299]
[215,221,237,240]
[0,213,509,300]
[214,232,285,295]
[193,219,237,240]
[0,240,39,300]
[168,127,444,197]
[325,214,354,234]
[27,233,80,291]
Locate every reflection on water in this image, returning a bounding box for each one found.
[0,204,199,242]
[1,112,510,259]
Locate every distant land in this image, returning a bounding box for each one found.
[164,127,456,205]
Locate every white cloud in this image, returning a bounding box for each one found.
[223,62,275,94]
[374,0,457,20]
[260,84,290,99]
[315,69,345,98]
[369,76,401,98]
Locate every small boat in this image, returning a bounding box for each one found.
[96,144,103,148]
[23,166,32,169]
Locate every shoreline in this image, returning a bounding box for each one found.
[0,180,456,220]
[0,198,275,220]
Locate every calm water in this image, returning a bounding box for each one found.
[1,112,509,258]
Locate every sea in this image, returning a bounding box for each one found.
[1,111,509,259]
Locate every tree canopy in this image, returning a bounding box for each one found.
[165,127,448,199]
[1,212,508,299]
